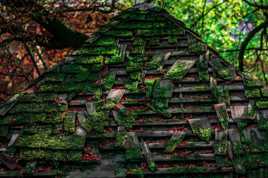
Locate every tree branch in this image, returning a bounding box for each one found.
[243,0,268,9]
[238,21,268,71]
[191,0,226,29]
[2,0,88,49]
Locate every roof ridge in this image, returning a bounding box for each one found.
[133,2,155,10]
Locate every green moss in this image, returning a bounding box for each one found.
[132,45,145,55]
[166,60,195,80]
[245,89,261,98]
[115,22,165,30]
[74,71,99,81]
[148,161,157,172]
[192,128,212,142]
[212,85,230,105]
[115,168,127,177]
[137,28,183,37]
[214,141,228,155]
[23,125,53,135]
[215,105,229,129]
[61,64,89,74]
[165,132,185,153]
[244,80,263,88]
[0,125,8,137]
[126,147,142,161]
[102,30,133,37]
[116,132,128,146]
[211,59,234,80]
[130,72,142,81]
[20,149,82,161]
[188,39,206,53]
[144,79,156,98]
[103,72,116,90]
[3,113,62,125]
[256,101,268,109]
[39,82,94,93]
[125,81,139,92]
[18,93,59,103]
[128,168,144,178]
[168,36,177,44]
[89,111,109,133]
[126,60,142,72]
[197,56,209,81]
[9,103,67,113]
[16,133,85,149]
[152,79,173,98]
[64,113,76,133]
[133,38,145,46]
[262,88,268,97]
[169,166,207,173]
[109,53,123,64]
[114,107,136,128]
[146,55,162,70]
[94,38,116,46]
[44,73,65,82]
[76,47,120,56]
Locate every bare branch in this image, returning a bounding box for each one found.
[238,21,268,71]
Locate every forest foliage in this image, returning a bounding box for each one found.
[0,0,267,102]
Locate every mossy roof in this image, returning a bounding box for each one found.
[1,3,268,178]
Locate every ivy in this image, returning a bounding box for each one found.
[114,107,136,128]
[125,147,142,161]
[88,111,109,133]
[103,72,116,90]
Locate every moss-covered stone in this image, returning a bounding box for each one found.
[256,101,268,109]
[100,30,133,37]
[165,131,185,153]
[61,64,89,74]
[146,55,163,70]
[245,89,261,98]
[166,60,195,80]
[261,88,268,97]
[64,112,76,133]
[125,81,139,92]
[9,103,67,113]
[94,38,117,46]
[2,113,62,125]
[20,149,82,161]
[211,59,234,80]
[16,133,85,150]
[103,72,116,90]
[169,166,207,173]
[23,125,54,135]
[125,147,142,161]
[17,94,59,103]
[197,55,209,81]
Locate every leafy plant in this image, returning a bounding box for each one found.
[125,147,142,161]
[125,81,139,92]
[103,72,116,90]
[89,111,109,133]
[116,132,128,146]
[165,132,185,153]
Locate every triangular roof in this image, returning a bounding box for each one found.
[1,3,268,177]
